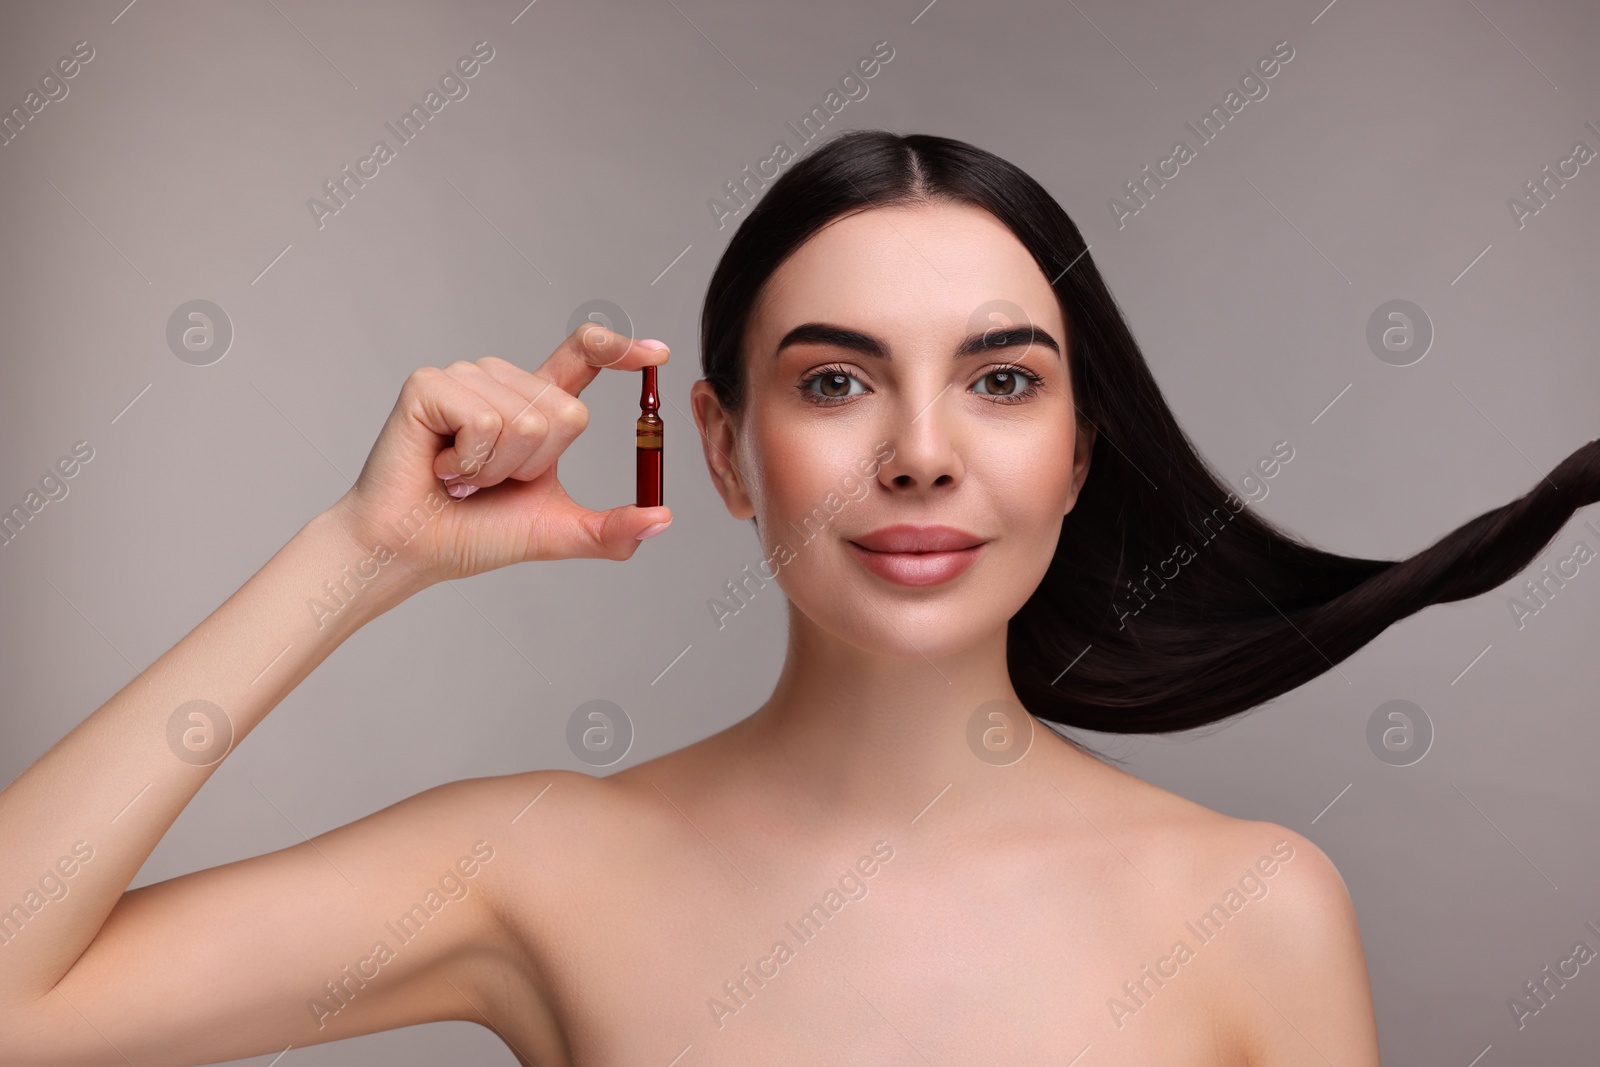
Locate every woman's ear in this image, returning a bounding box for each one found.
[690,379,756,521]
[1065,419,1096,514]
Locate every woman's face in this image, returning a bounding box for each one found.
[691,200,1094,660]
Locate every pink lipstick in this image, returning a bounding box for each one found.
[846,524,987,587]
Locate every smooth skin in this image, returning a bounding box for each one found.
[0,201,1380,1066]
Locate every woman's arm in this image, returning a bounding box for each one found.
[0,330,673,1064]
[0,507,504,1063]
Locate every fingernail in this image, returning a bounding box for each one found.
[441,472,461,484]
[636,521,670,540]
[637,339,668,351]
[447,482,479,499]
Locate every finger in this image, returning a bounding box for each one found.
[537,498,674,562]
[474,355,561,410]
[439,361,554,486]
[588,503,674,560]
[403,366,505,483]
[533,324,668,399]
[473,357,588,481]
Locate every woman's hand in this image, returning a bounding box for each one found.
[331,324,673,587]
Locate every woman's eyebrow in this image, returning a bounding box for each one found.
[774,321,1061,360]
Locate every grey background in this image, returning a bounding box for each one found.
[2,0,1598,1062]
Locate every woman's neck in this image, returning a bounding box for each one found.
[723,604,1067,829]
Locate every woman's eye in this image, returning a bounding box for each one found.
[966,371,1017,396]
[799,368,867,402]
[972,367,1043,401]
[799,364,1043,405]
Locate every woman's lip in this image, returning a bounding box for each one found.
[846,541,984,587]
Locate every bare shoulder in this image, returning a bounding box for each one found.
[1205,818,1380,1065]
[455,766,638,888]
[1049,746,1352,904]
[432,768,648,1057]
[1044,746,1285,887]
[1180,812,1379,1066]
[458,764,694,929]
[1050,751,1378,1063]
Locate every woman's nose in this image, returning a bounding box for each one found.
[875,390,964,491]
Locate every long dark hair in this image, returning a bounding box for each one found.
[699,129,1599,750]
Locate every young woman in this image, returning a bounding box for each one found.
[3,130,1595,1066]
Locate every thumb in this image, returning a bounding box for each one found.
[584,504,673,560]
